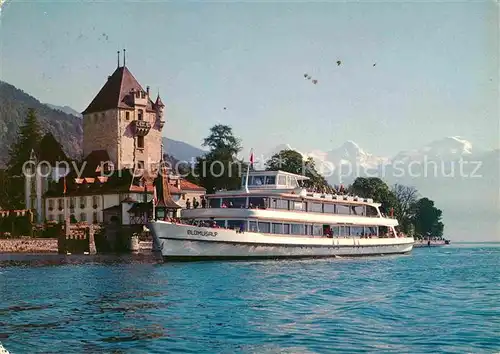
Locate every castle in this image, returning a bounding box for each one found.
[82,52,164,170]
[25,52,205,224]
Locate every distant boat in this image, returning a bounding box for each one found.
[148,170,414,261]
[413,238,450,248]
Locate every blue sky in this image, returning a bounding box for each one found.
[1,0,498,157]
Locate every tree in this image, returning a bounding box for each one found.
[5,108,43,208]
[202,124,242,156]
[189,124,244,193]
[265,149,330,190]
[411,197,444,238]
[392,184,419,234]
[350,177,398,214]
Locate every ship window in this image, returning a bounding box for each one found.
[227,220,245,230]
[283,224,290,234]
[272,223,283,234]
[366,206,378,217]
[278,175,286,185]
[264,176,276,185]
[324,204,335,214]
[339,226,350,237]
[252,176,265,185]
[308,202,322,213]
[351,226,364,236]
[215,220,226,228]
[351,206,365,216]
[272,199,288,210]
[258,222,270,233]
[209,198,220,208]
[313,224,323,236]
[331,226,340,236]
[249,221,258,232]
[336,204,350,215]
[292,201,303,211]
[248,197,266,209]
[222,198,246,208]
[365,226,378,236]
[291,223,304,235]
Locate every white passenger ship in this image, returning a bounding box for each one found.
[148,170,414,260]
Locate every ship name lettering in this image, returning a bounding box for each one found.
[187,229,218,237]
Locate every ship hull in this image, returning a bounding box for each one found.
[148,221,414,261]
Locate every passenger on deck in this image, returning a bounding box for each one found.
[193,197,199,209]
[185,198,191,209]
[201,196,206,208]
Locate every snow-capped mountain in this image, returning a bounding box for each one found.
[266,140,389,180]
[391,136,475,163]
[267,137,499,241]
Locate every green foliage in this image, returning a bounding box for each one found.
[392,184,419,234]
[411,197,444,237]
[5,108,43,208]
[0,168,10,209]
[350,177,398,213]
[351,178,444,237]
[202,124,242,156]
[265,149,330,190]
[190,124,245,193]
[7,108,42,174]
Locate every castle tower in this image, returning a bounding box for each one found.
[81,52,165,171]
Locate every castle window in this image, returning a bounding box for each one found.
[101,112,105,119]
[93,212,99,224]
[137,136,144,149]
[58,214,64,223]
[138,109,143,121]
[137,160,145,170]
[126,111,130,120]
[80,213,87,222]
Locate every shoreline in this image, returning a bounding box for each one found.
[0,238,58,253]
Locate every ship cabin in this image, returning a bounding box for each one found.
[202,170,381,217]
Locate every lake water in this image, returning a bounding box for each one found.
[0,244,499,353]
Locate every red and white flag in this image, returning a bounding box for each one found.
[249,150,254,167]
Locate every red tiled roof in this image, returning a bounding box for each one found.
[82,66,156,115]
[179,179,206,191]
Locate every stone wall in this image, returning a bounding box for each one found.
[58,223,99,254]
[82,109,119,162]
[0,238,58,253]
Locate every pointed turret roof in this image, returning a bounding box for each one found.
[153,165,181,209]
[36,133,70,166]
[82,66,155,115]
[155,93,164,107]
